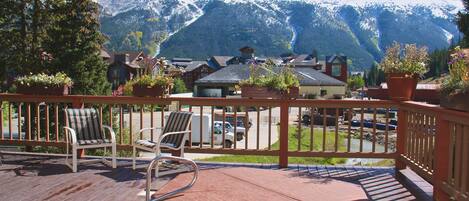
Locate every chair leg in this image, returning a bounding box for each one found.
[132,146,136,170]
[112,143,117,168]
[72,146,78,173]
[146,155,199,201]
[102,147,107,163]
[154,160,159,179]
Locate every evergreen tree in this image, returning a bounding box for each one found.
[427,48,450,78]
[0,0,53,83]
[366,64,385,87]
[45,0,110,95]
[458,0,469,47]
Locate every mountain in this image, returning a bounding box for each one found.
[98,0,463,70]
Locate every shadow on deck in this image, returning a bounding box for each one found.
[0,153,432,201]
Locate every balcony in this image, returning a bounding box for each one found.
[1,94,468,201]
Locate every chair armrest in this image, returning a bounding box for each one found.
[157,130,191,150]
[63,127,78,145]
[132,127,163,144]
[102,125,116,143]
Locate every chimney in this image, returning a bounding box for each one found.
[239,46,254,60]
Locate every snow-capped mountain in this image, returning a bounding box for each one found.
[99,0,464,70]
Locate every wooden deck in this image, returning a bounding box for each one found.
[0,153,432,201]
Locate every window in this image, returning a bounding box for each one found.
[320,89,327,97]
[332,64,341,77]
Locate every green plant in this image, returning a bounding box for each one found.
[441,46,469,95]
[14,72,73,87]
[380,42,429,76]
[239,63,299,91]
[172,78,188,93]
[132,74,173,87]
[347,75,365,91]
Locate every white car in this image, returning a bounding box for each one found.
[214,121,244,141]
[190,114,235,148]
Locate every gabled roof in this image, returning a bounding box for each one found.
[195,65,345,86]
[326,55,347,64]
[100,49,111,59]
[292,54,313,63]
[210,56,234,68]
[109,51,145,64]
[184,61,209,72]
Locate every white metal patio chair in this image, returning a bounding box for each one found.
[64,108,116,173]
[131,111,199,201]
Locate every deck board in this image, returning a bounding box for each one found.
[0,154,431,201]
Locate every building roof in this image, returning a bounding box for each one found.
[109,51,144,64]
[211,56,234,68]
[326,55,347,64]
[292,54,313,63]
[171,58,193,62]
[294,67,346,86]
[195,65,345,86]
[100,49,111,59]
[185,61,209,72]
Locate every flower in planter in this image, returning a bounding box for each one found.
[380,42,429,77]
[14,72,73,88]
[441,46,469,95]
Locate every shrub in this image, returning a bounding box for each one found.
[172,77,188,93]
[347,75,365,91]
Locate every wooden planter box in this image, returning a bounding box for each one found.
[132,85,170,97]
[440,92,469,112]
[16,85,70,96]
[241,86,299,99]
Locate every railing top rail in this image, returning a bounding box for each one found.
[289,99,397,108]
[0,94,396,107]
[401,101,469,125]
[0,93,281,106]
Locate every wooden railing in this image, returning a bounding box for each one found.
[399,102,469,201]
[1,94,468,200]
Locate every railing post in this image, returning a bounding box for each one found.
[72,98,85,158]
[395,107,408,171]
[433,115,451,201]
[279,100,289,168]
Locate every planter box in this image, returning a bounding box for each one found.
[440,92,469,112]
[132,85,170,97]
[16,85,70,96]
[386,73,418,101]
[241,86,299,99]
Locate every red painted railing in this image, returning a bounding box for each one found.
[1,94,468,200]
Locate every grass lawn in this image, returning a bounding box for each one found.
[199,126,348,165]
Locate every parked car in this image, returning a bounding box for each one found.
[190,114,235,148]
[215,113,252,130]
[214,121,244,141]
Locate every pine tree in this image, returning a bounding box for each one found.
[0,0,59,87]
[458,0,469,47]
[45,0,110,95]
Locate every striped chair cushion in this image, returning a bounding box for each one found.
[135,140,157,148]
[160,111,193,148]
[65,108,109,145]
